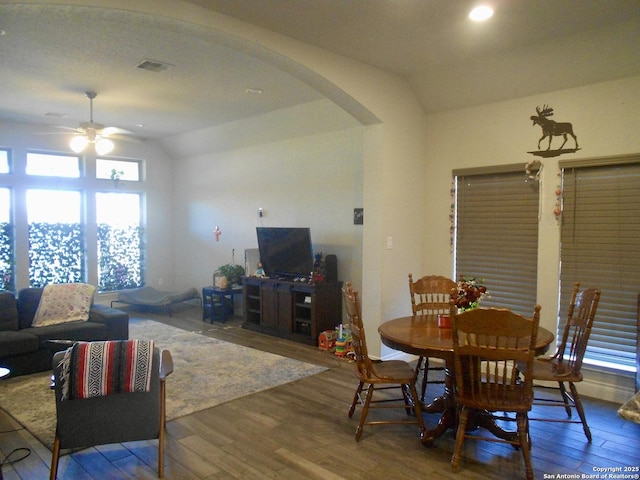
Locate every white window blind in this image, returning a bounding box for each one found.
[559,159,640,371]
[454,166,539,316]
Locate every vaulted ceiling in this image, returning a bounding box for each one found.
[1,1,638,141]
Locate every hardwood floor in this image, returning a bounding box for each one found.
[1,304,639,479]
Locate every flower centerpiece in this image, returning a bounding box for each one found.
[454,276,488,311]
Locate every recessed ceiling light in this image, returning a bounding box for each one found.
[469,5,494,22]
[246,88,263,94]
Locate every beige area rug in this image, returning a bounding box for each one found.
[0,319,327,450]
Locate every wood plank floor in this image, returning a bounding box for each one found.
[1,304,639,479]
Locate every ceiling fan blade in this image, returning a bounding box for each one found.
[36,127,81,135]
[108,133,142,143]
[101,126,134,136]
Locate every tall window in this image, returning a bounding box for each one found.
[559,157,640,372]
[26,152,80,177]
[96,193,144,291]
[0,188,14,291]
[0,149,9,174]
[96,158,140,181]
[27,189,84,287]
[454,165,540,316]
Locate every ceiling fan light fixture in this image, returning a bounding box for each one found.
[95,138,114,156]
[70,135,89,153]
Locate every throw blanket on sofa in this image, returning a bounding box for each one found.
[32,283,96,327]
[60,340,154,401]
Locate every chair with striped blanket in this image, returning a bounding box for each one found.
[49,340,173,479]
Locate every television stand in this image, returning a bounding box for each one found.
[242,276,342,345]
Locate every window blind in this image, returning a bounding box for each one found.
[454,168,539,316]
[559,161,640,370]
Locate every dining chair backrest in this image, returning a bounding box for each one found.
[556,283,600,375]
[408,274,456,315]
[343,282,372,380]
[450,301,541,412]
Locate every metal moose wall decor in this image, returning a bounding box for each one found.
[528,105,579,157]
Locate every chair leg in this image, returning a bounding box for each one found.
[349,381,364,418]
[451,406,469,472]
[415,356,428,402]
[558,381,572,417]
[408,382,426,435]
[49,437,61,480]
[158,379,166,478]
[355,384,374,442]
[569,382,592,442]
[517,413,534,480]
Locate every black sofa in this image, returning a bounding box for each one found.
[0,287,129,377]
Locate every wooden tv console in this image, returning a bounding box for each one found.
[242,276,343,345]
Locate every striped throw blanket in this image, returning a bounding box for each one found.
[60,340,154,401]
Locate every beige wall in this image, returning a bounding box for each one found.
[423,75,640,402]
[3,0,639,402]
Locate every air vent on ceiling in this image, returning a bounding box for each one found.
[136,59,174,73]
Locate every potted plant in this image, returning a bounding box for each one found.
[216,264,245,288]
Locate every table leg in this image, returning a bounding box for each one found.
[475,412,519,443]
[421,364,457,445]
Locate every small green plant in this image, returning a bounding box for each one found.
[217,264,245,287]
[110,169,124,181]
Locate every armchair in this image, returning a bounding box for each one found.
[49,342,173,479]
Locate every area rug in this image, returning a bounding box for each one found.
[0,319,327,450]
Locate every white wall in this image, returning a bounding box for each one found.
[0,120,176,299]
[165,101,365,299]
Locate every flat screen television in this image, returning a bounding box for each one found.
[256,227,314,278]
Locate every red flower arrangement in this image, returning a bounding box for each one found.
[454,276,488,311]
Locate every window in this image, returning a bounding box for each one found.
[0,188,14,291]
[454,165,539,316]
[96,159,140,181]
[27,189,84,286]
[96,192,144,291]
[559,157,640,371]
[0,149,9,174]
[26,152,80,178]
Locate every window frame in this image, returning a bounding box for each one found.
[453,163,540,317]
[558,154,640,372]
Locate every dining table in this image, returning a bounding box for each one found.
[378,313,554,445]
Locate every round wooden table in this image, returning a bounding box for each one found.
[378,314,554,445]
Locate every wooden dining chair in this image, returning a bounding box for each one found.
[527,282,600,441]
[343,282,426,442]
[408,274,457,401]
[450,302,541,480]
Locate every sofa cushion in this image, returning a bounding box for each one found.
[0,330,39,356]
[0,292,19,331]
[17,287,44,329]
[22,321,108,347]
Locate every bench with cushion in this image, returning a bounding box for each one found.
[111,286,200,316]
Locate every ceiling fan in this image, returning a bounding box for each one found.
[64,91,133,155]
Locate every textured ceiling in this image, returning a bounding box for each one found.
[0,1,638,140]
